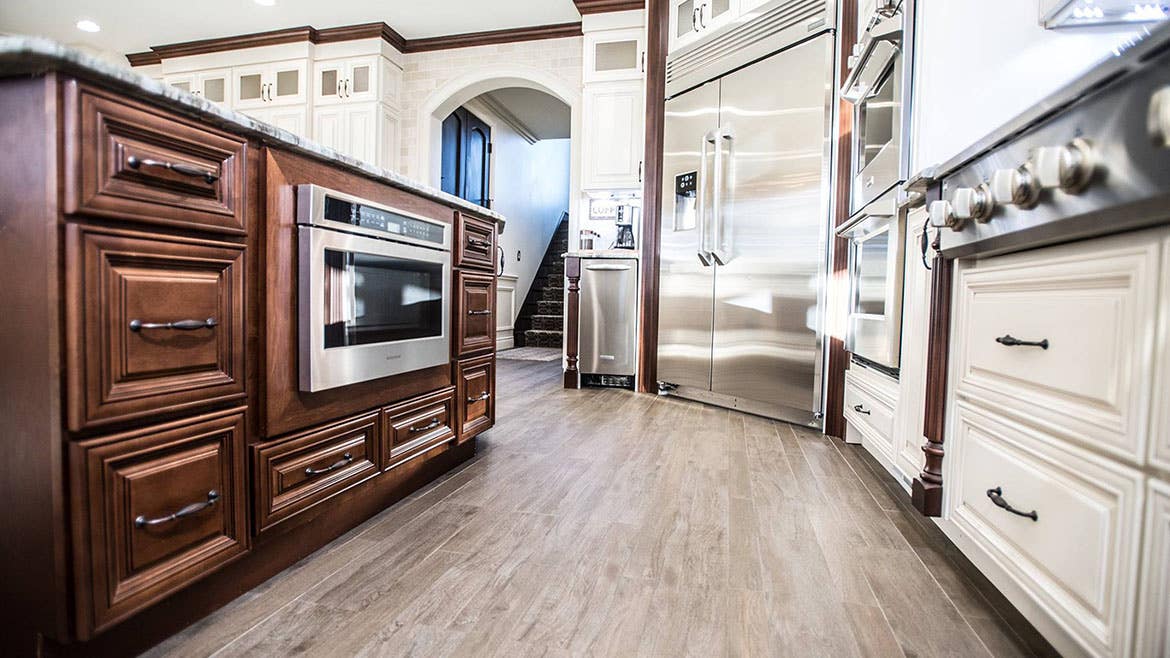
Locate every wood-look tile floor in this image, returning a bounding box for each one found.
[146,359,1051,657]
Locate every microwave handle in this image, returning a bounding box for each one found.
[696,131,715,266]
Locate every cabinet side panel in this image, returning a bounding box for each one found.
[0,75,70,643]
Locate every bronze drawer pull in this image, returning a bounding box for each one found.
[135,490,219,528]
[995,334,1049,350]
[467,237,492,249]
[304,452,353,476]
[467,392,491,403]
[409,418,442,433]
[986,486,1038,521]
[126,155,220,184]
[467,309,492,316]
[130,317,218,332]
[852,404,870,415]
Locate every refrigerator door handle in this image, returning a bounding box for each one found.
[697,130,716,266]
[710,127,734,266]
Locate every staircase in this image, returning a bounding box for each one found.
[514,214,569,348]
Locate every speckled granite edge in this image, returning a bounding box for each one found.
[0,36,506,227]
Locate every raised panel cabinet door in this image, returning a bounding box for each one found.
[252,411,381,533]
[313,106,346,155]
[1151,237,1170,473]
[66,83,247,234]
[345,103,379,165]
[232,64,268,109]
[582,81,644,190]
[455,270,497,356]
[585,29,645,83]
[382,387,457,470]
[269,60,307,105]
[314,60,346,105]
[1135,479,1170,657]
[268,106,308,139]
[379,107,400,170]
[454,211,497,271]
[456,355,495,443]
[65,224,246,432]
[70,408,248,638]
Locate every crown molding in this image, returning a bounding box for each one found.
[127,20,582,65]
[573,0,646,14]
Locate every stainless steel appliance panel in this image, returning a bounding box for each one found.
[657,80,721,391]
[710,34,835,425]
[843,11,903,214]
[840,189,905,369]
[579,259,639,376]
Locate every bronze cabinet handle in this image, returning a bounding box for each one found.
[135,490,219,528]
[130,318,218,332]
[305,452,353,476]
[467,392,490,403]
[986,486,1038,521]
[468,309,492,316]
[995,334,1050,350]
[126,155,219,184]
[852,404,870,415]
[467,237,492,249]
[409,418,441,433]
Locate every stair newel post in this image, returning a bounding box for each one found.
[564,255,581,389]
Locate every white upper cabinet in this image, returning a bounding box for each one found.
[669,0,738,54]
[312,102,399,169]
[233,59,307,110]
[584,28,645,83]
[164,69,232,107]
[581,80,645,190]
[314,56,380,105]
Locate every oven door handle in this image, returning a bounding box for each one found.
[841,13,902,101]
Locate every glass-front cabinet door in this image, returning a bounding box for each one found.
[315,57,378,105]
[270,60,306,105]
[198,69,231,106]
[585,29,645,83]
[669,0,739,54]
[233,64,267,109]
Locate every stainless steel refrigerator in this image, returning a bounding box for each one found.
[657,29,835,428]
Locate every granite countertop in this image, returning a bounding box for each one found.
[562,249,641,259]
[0,36,505,228]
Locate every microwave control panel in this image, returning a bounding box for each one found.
[323,195,446,247]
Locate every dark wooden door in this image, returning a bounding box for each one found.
[440,107,491,208]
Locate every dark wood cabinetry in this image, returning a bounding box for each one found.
[383,387,457,470]
[455,270,497,356]
[455,211,498,271]
[69,409,248,638]
[64,82,247,235]
[252,411,381,533]
[456,355,496,443]
[64,224,246,432]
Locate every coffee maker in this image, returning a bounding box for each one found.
[614,204,637,250]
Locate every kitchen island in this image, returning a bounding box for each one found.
[0,37,503,655]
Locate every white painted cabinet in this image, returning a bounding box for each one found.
[164,68,232,106]
[669,0,738,54]
[581,80,645,190]
[243,105,308,137]
[233,59,307,110]
[1136,479,1170,658]
[891,207,932,483]
[312,102,399,169]
[843,363,900,476]
[584,28,645,83]
[314,56,380,105]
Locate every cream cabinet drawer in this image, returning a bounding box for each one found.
[843,367,896,458]
[949,402,1144,658]
[954,232,1160,462]
[1135,479,1170,658]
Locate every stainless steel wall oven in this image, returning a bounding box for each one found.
[297,185,451,392]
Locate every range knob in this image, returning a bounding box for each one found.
[991,166,1040,208]
[952,185,994,223]
[1033,138,1095,193]
[1150,86,1170,148]
[929,199,964,230]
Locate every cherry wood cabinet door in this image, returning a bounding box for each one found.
[455,270,496,357]
[70,408,248,638]
[65,224,246,432]
[383,386,456,470]
[456,355,495,443]
[454,212,497,271]
[64,82,247,234]
[252,411,381,533]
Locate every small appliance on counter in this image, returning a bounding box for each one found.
[579,229,600,250]
[613,204,638,249]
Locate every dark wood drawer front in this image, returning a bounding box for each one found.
[71,409,247,638]
[253,411,381,533]
[383,387,456,470]
[455,212,497,271]
[456,355,495,443]
[67,83,246,234]
[456,270,496,356]
[66,225,246,432]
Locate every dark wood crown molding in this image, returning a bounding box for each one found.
[404,22,582,53]
[574,0,646,14]
[127,20,582,65]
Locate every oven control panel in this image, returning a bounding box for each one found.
[323,196,446,247]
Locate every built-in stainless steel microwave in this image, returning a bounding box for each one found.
[297,185,451,392]
[843,8,904,216]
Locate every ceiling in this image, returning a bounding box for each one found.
[0,1,582,57]
[480,87,571,140]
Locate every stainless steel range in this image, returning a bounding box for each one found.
[921,23,1170,257]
